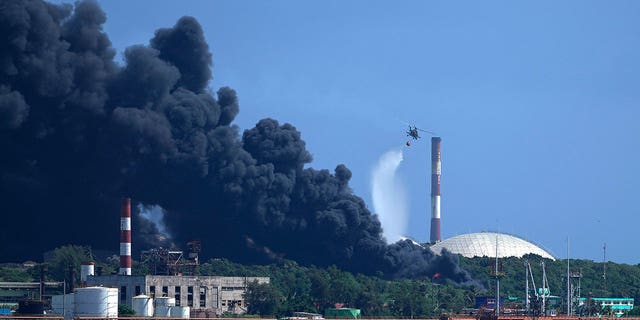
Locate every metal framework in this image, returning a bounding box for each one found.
[140,241,200,276]
[569,270,583,315]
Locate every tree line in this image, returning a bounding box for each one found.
[2,246,640,318]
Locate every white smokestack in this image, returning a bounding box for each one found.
[430,137,441,243]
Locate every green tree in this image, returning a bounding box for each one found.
[353,274,389,316]
[48,245,94,286]
[309,267,331,311]
[627,306,640,316]
[438,284,468,313]
[118,304,135,316]
[0,266,33,282]
[132,260,149,276]
[244,281,282,317]
[388,280,432,318]
[327,266,361,306]
[271,261,313,315]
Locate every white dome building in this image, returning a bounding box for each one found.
[429,232,555,260]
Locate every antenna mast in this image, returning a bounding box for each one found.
[541,261,546,315]
[525,262,530,314]
[603,243,607,295]
[567,238,570,316]
[496,237,499,317]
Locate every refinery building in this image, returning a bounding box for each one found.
[86,274,269,317]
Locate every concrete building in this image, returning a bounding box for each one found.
[86,199,270,317]
[86,275,269,317]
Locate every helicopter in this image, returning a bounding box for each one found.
[405,125,435,146]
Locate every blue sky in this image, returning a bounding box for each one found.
[90,1,640,264]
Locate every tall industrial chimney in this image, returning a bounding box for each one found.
[120,197,132,275]
[430,137,441,243]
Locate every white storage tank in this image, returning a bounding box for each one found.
[74,287,118,318]
[51,293,75,319]
[132,295,154,317]
[154,297,176,307]
[170,306,190,318]
[80,262,95,286]
[154,306,172,317]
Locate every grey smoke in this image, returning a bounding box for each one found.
[0,0,477,283]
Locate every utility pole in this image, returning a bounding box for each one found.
[541,261,548,315]
[603,243,607,295]
[567,237,570,316]
[491,236,504,317]
[63,279,66,320]
[525,262,530,314]
[495,237,500,317]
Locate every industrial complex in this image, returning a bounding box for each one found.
[81,274,269,317]
[0,136,633,320]
[424,137,633,318]
[40,198,268,319]
[426,137,554,260]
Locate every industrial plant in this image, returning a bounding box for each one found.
[426,137,554,260]
[40,198,269,319]
[424,137,633,318]
[0,136,632,320]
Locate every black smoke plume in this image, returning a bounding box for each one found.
[0,0,474,283]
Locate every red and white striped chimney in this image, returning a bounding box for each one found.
[430,137,441,243]
[120,197,132,275]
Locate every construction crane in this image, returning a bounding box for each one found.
[525,260,551,316]
[525,261,538,315]
[540,261,550,315]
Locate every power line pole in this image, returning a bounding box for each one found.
[603,243,607,295]
[567,237,570,316]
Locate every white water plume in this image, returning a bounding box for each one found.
[371,148,408,243]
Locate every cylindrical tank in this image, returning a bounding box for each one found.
[154,306,172,317]
[170,306,190,318]
[80,262,95,285]
[74,287,118,318]
[132,295,154,317]
[18,300,45,315]
[154,296,176,307]
[51,293,75,318]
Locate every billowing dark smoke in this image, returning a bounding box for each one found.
[0,0,474,282]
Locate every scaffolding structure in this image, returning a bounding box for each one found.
[569,269,582,315]
[141,241,201,276]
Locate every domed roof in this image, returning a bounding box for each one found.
[429,232,555,260]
